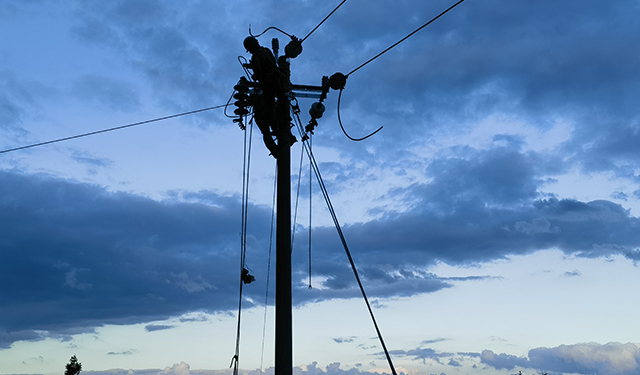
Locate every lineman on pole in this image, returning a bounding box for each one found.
[243,36,295,158]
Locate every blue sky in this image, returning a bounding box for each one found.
[2,1,640,375]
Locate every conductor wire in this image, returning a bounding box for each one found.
[249,25,294,39]
[337,88,382,141]
[301,0,349,43]
[0,104,226,155]
[347,0,466,77]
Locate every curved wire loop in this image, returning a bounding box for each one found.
[237,56,252,80]
[223,89,236,119]
[248,25,293,39]
[337,89,383,141]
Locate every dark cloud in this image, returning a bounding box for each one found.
[107,349,137,355]
[144,324,174,332]
[0,170,245,348]
[0,170,450,349]
[330,144,640,268]
[4,131,640,347]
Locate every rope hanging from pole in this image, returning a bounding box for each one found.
[308,136,313,289]
[231,117,255,375]
[259,163,278,375]
[290,108,398,375]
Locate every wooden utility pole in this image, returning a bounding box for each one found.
[234,36,327,375]
[274,108,292,375]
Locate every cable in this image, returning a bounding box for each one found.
[308,136,313,289]
[301,0,349,43]
[337,88,383,141]
[238,56,252,80]
[347,0,467,77]
[291,110,398,375]
[0,104,227,155]
[260,163,278,375]
[249,25,294,39]
[232,117,253,375]
[291,144,306,249]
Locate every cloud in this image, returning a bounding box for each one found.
[480,349,529,370]
[144,324,174,332]
[70,1,236,119]
[3,131,640,347]
[107,349,137,355]
[0,94,24,131]
[0,170,245,348]
[161,362,191,375]
[333,145,640,268]
[82,362,406,375]
[561,269,582,277]
[482,342,640,375]
[0,72,55,135]
[69,151,114,168]
[332,337,356,344]
[389,347,451,362]
[72,75,140,112]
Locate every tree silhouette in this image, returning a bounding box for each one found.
[65,355,82,375]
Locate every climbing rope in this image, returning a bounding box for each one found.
[231,117,255,375]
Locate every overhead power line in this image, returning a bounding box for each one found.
[0,104,226,155]
[347,0,467,77]
[301,0,348,43]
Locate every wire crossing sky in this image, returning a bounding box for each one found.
[0,105,227,154]
[2,1,640,375]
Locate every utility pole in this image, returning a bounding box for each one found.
[274,109,292,375]
[234,35,343,375]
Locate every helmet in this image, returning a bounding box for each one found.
[243,37,260,53]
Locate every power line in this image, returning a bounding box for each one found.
[347,0,467,77]
[301,0,348,43]
[0,104,227,155]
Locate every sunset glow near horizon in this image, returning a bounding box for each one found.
[2,1,640,375]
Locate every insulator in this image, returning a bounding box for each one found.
[234,100,248,108]
[234,108,249,116]
[329,72,347,90]
[234,92,249,100]
[234,83,249,92]
[309,102,325,119]
[284,39,302,59]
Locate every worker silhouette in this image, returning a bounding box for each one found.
[244,36,295,158]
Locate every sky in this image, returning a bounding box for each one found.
[1,1,640,375]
